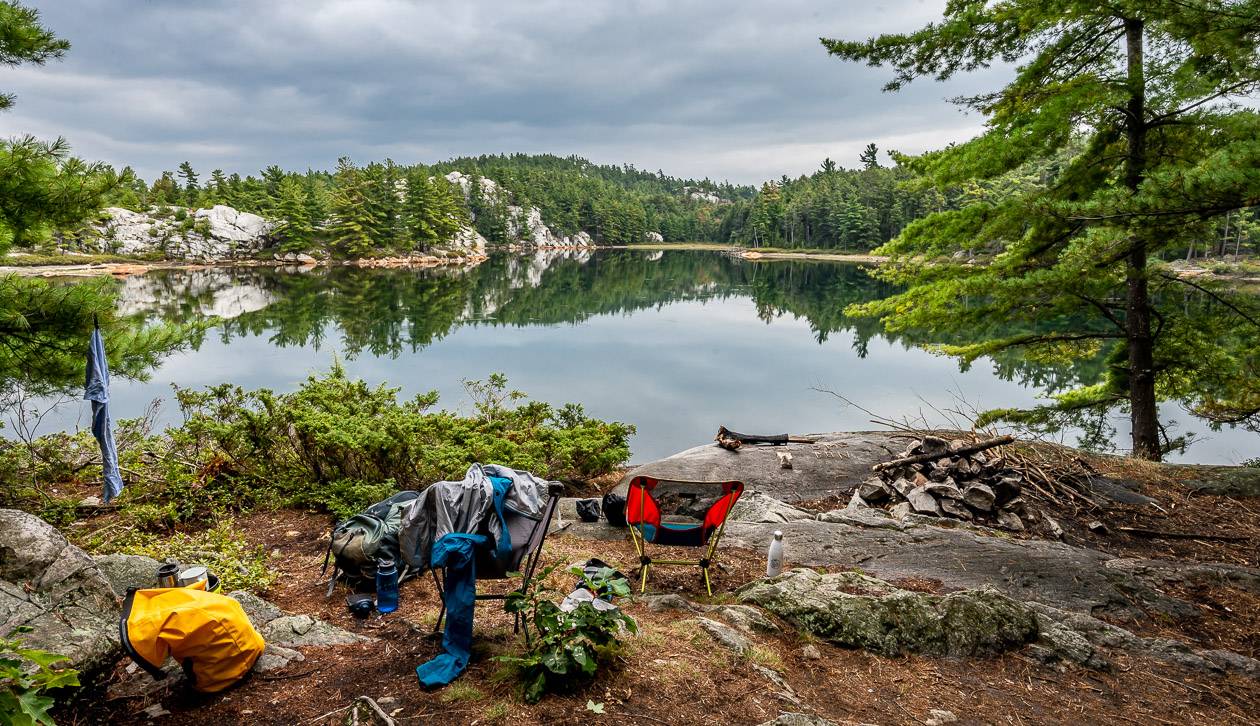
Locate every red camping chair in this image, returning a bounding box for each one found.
[625,476,743,595]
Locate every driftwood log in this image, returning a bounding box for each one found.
[715,426,817,451]
[871,435,1014,472]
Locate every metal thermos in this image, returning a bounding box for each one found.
[766,530,785,577]
[178,566,209,587]
[156,563,180,588]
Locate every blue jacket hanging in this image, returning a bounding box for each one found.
[415,533,485,688]
[85,325,124,503]
[415,475,515,688]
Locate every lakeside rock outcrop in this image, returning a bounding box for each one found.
[77,203,489,263]
[93,205,275,259]
[444,171,599,249]
[565,431,1260,678]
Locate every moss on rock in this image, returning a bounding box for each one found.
[737,568,1037,657]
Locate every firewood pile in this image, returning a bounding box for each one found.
[855,434,1032,530]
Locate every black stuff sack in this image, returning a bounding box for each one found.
[576,498,601,522]
[601,492,627,527]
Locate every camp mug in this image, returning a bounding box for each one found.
[156,563,180,588]
[178,566,209,587]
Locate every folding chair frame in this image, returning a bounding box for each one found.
[626,477,742,596]
[432,483,562,646]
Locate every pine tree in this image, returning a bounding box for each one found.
[859,143,880,169]
[826,0,1260,459]
[150,171,179,206]
[0,2,192,397]
[427,175,470,243]
[274,176,313,252]
[205,169,228,206]
[176,161,199,206]
[468,173,509,243]
[402,167,437,247]
[326,157,374,258]
[0,1,67,111]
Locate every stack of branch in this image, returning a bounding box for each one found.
[855,434,1030,530]
[856,433,1104,531]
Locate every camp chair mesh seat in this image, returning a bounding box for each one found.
[432,482,562,644]
[626,476,744,595]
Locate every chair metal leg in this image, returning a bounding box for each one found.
[432,568,447,633]
[639,563,650,593]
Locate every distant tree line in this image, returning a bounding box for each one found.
[76,148,1260,260]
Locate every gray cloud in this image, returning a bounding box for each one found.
[3,0,999,184]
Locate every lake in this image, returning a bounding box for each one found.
[23,250,1259,465]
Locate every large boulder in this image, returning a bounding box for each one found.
[738,568,1038,657]
[617,433,907,504]
[194,205,270,243]
[93,552,163,597]
[0,509,121,672]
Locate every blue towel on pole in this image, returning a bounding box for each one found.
[84,327,124,503]
[416,533,486,688]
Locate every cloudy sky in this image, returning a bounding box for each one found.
[3,0,1000,185]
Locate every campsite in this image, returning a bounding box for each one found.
[4,1,1260,724]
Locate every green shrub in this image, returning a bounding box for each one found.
[111,519,277,593]
[0,626,80,726]
[170,364,633,516]
[6,366,633,545]
[496,564,636,703]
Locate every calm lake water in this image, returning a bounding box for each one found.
[27,250,1260,464]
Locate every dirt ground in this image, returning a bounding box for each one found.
[56,492,1260,726]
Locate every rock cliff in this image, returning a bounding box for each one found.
[93,205,275,259]
[444,171,598,248]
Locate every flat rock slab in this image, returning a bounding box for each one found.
[1175,465,1260,496]
[739,568,1038,657]
[619,432,913,504]
[261,614,367,647]
[721,520,1187,618]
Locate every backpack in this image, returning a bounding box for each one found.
[322,490,419,593]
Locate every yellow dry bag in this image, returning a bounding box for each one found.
[120,586,266,693]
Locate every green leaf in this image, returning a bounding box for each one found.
[586,700,605,714]
[16,688,56,726]
[541,648,569,675]
[571,644,596,676]
[523,671,547,704]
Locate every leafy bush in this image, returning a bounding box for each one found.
[169,364,633,517]
[111,519,277,593]
[5,366,633,545]
[497,564,636,703]
[0,626,79,726]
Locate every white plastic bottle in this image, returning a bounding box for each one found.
[766,530,785,577]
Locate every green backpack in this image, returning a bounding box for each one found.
[322,490,419,593]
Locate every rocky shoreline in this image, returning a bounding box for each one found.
[0,252,493,278]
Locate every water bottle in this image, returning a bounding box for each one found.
[375,557,399,613]
[766,530,784,577]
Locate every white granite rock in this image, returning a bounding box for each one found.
[92,205,275,259]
